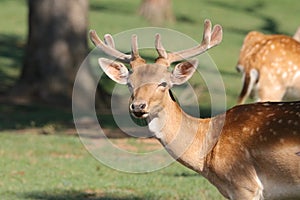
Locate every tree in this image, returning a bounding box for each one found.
[139,0,175,26]
[13,0,90,105]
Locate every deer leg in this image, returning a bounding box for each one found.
[237,69,259,104]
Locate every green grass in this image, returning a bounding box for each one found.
[2,0,300,199]
[0,132,224,200]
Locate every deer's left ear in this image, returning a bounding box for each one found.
[171,59,198,85]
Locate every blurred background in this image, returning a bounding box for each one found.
[0,0,299,199]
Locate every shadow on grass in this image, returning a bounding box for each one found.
[176,15,197,24]
[208,0,286,35]
[22,190,143,200]
[0,103,73,131]
[174,172,200,177]
[0,33,24,93]
[90,1,136,16]
[0,33,24,67]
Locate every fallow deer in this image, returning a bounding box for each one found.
[236,31,300,104]
[90,19,300,200]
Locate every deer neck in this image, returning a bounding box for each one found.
[147,92,216,173]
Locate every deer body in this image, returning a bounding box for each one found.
[146,80,300,199]
[90,20,300,200]
[205,102,300,199]
[236,31,300,104]
[131,76,300,199]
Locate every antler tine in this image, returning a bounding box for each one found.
[131,34,140,59]
[159,19,222,64]
[209,24,223,48]
[104,34,115,48]
[89,30,131,63]
[130,34,146,67]
[201,19,212,47]
[155,34,168,59]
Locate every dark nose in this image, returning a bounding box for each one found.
[130,100,147,112]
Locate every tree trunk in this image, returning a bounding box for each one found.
[139,0,175,26]
[14,0,89,105]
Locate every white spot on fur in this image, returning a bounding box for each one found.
[282,72,287,79]
[293,65,298,70]
[270,44,275,49]
[242,127,250,132]
[266,113,275,118]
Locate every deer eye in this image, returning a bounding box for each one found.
[158,82,167,87]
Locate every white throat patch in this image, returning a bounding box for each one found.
[148,117,164,139]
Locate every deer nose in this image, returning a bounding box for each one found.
[130,100,147,112]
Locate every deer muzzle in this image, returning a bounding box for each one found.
[129,100,149,118]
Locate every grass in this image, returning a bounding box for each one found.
[0,132,224,200]
[1,0,300,199]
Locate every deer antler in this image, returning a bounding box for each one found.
[89,30,145,67]
[103,34,115,48]
[155,19,223,66]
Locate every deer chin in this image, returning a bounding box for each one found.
[130,111,149,119]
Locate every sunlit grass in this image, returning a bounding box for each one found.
[0,132,225,200]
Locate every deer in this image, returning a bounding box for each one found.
[89,19,300,200]
[236,31,300,104]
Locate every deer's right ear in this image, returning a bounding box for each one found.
[98,58,129,84]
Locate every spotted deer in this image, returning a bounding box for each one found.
[236,31,300,104]
[90,19,300,200]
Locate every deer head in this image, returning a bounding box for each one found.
[90,19,222,119]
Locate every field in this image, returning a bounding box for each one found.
[1,0,300,199]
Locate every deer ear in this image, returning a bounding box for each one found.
[98,58,129,84]
[171,59,198,85]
